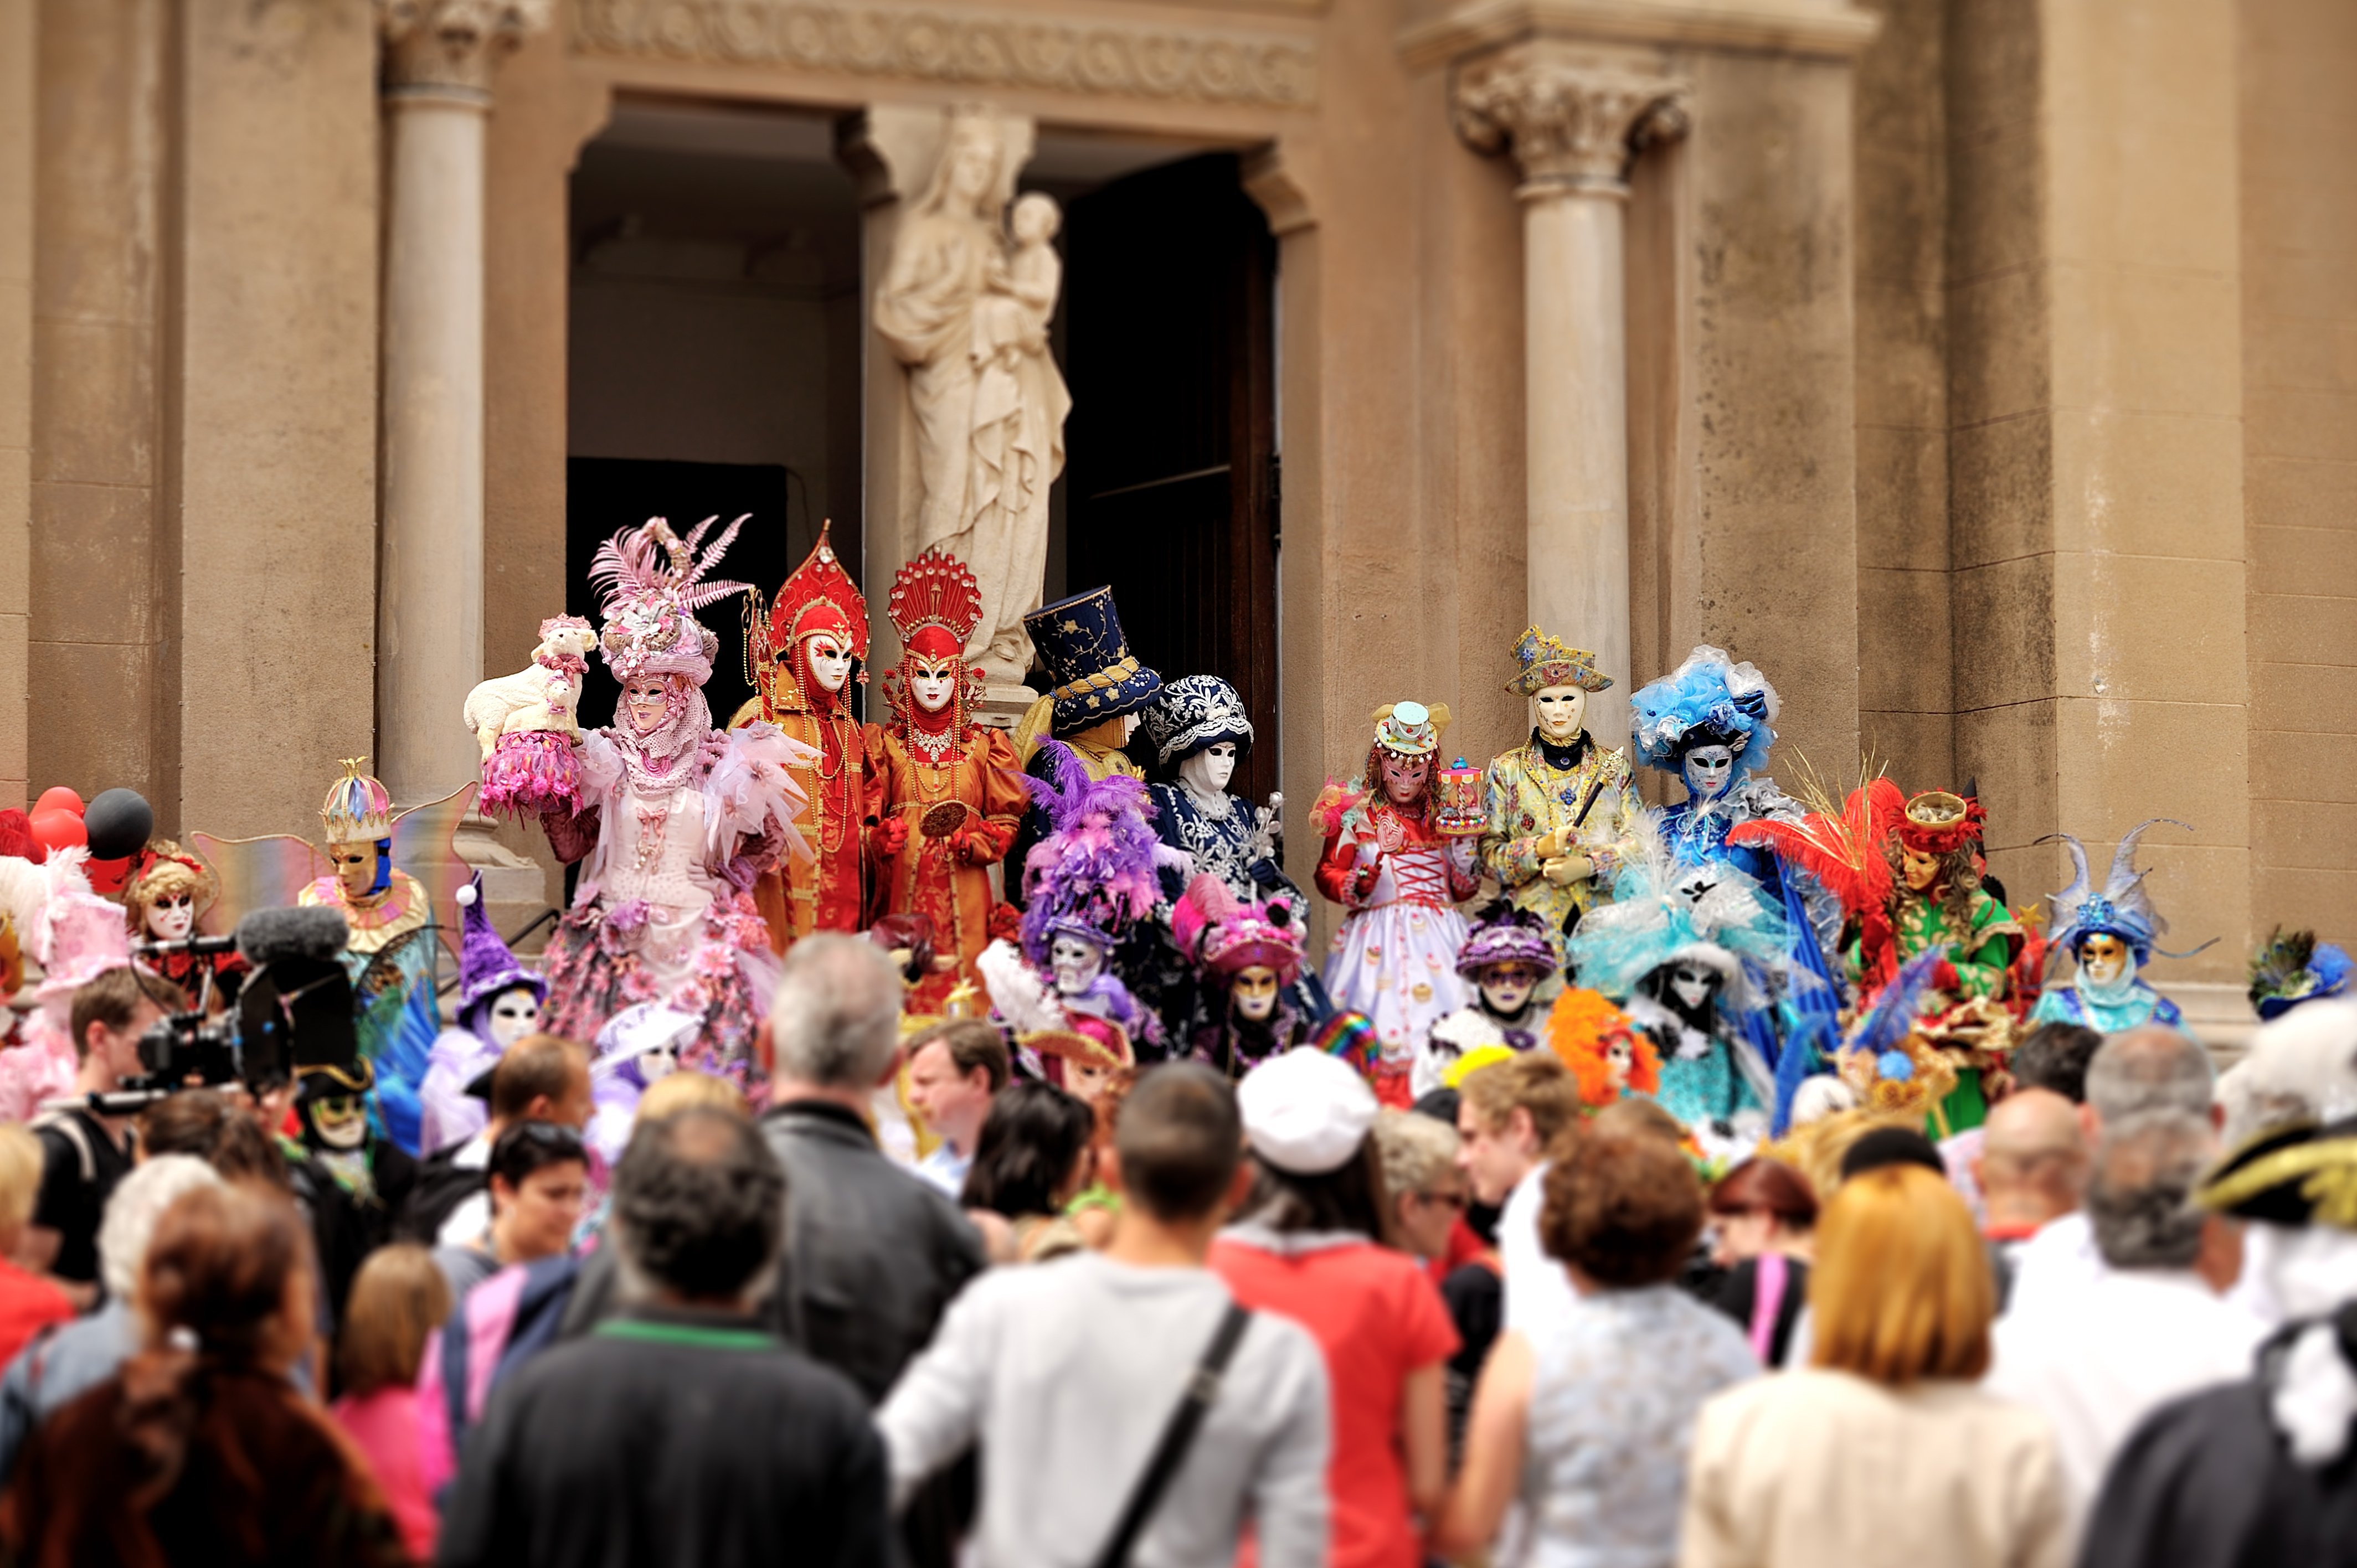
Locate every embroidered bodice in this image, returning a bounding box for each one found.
[600,785,716,917]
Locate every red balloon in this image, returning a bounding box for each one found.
[84,856,132,895]
[33,787,83,818]
[27,809,85,854]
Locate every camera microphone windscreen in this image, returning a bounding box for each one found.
[235,905,350,968]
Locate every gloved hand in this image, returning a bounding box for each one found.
[952,820,1015,866]
[871,817,911,860]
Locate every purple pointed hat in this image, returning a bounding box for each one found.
[456,874,545,1012]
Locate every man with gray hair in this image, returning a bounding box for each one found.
[756,933,986,1568]
[1986,1109,2261,1505]
[0,1154,222,1482]
[440,1107,890,1568]
[2009,1025,2222,1317]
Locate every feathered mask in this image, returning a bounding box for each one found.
[1174,874,1304,985]
[1629,644,1780,780]
[589,516,754,684]
[1018,739,1182,962]
[1567,813,1793,1006]
[2250,928,2356,1022]
[1727,762,1905,991]
[2041,819,2212,973]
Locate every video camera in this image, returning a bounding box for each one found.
[56,907,354,1115]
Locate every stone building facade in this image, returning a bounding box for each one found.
[2,0,2350,1038]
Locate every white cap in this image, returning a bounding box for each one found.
[1237,1048,1379,1175]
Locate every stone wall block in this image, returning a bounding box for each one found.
[2051,409,2247,560]
[2249,586,2357,668]
[2051,552,2248,706]
[2246,385,2357,464]
[2047,124,2240,275]
[29,319,154,487]
[1859,705,1954,787]
[1854,280,1945,428]
[2248,457,2357,531]
[1948,553,2055,712]
[2250,522,2357,598]
[1854,134,1943,287]
[2047,263,2242,419]
[2253,659,2357,728]
[1948,411,2052,576]
[2252,727,2357,805]
[2253,865,2357,938]
[1944,126,2040,287]
[1857,565,1951,711]
[28,640,152,791]
[2252,798,2353,871]
[1855,422,1948,571]
[1946,267,2046,427]
[1954,695,2059,847]
[27,482,156,643]
[2051,694,2253,845]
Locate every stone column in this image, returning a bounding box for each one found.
[376,0,549,806]
[1455,44,1686,750]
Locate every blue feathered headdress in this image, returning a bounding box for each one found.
[1629,645,1779,780]
[2040,819,2213,972]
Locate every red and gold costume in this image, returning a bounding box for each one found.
[730,522,870,953]
[867,549,1028,1013]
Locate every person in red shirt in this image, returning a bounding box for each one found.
[1212,1049,1459,1568]
[0,1125,71,1366]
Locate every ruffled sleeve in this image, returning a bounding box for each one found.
[703,721,820,869]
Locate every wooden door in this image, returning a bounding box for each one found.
[1061,154,1280,804]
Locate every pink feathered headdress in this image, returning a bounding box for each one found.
[33,851,131,1004]
[1174,874,1304,986]
[589,517,755,686]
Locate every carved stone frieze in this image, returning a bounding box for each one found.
[1453,41,1686,192]
[569,0,1318,107]
[382,0,559,91]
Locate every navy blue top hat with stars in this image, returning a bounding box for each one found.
[1026,587,1164,731]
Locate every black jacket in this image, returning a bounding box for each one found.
[754,1098,987,1404]
[394,1140,483,1246]
[436,1306,889,1568]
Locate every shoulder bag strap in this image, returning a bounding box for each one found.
[1090,1301,1253,1568]
[1749,1252,1787,1365]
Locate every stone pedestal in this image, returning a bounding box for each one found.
[1455,44,1686,751]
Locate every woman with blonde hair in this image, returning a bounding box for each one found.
[0,1125,71,1366]
[1679,1163,2072,1568]
[332,1244,452,1562]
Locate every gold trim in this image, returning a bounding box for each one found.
[2199,1135,2357,1221]
[1052,655,1142,702]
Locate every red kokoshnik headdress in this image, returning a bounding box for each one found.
[752,521,867,715]
[884,548,987,733]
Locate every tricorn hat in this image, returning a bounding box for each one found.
[1506,626,1612,698]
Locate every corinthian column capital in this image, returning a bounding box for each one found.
[1453,42,1689,194]
[380,0,556,94]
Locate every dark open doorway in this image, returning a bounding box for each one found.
[1058,152,1279,803]
[564,457,794,731]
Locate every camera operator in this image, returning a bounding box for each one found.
[24,968,186,1307]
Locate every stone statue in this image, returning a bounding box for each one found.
[874,109,1072,688]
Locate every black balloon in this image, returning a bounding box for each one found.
[84,787,153,860]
